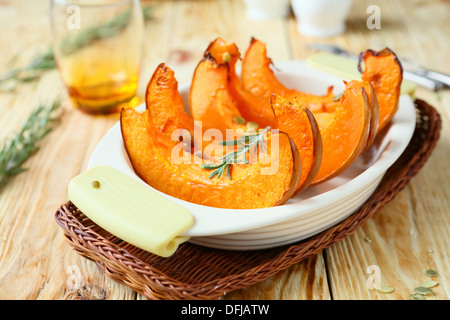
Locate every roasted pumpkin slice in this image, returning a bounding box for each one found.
[271,94,322,194]
[121,108,302,209]
[358,48,403,133]
[312,84,379,152]
[324,82,379,149]
[190,37,277,130]
[146,63,195,136]
[311,80,371,184]
[189,48,245,134]
[241,37,336,114]
[204,37,278,128]
[146,63,200,150]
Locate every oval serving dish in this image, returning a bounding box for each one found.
[88,60,416,250]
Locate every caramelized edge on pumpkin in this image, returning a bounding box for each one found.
[311,81,371,184]
[358,47,403,133]
[271,94,323,194]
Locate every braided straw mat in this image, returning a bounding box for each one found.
[55,99,441,300]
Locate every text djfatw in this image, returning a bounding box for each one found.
[180,304,270,317]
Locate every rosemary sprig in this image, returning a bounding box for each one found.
[0,6,154,92]
[0,48,56,92]
[200,129,269,179]
[0,98,63,190]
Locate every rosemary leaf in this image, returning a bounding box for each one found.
[226,163,232,180]
[201,129,269,180]
[199,162,224,170]
[219,139,240,146]
[0,47,56,90]
[0,99,62,190]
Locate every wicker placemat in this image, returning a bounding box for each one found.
[55,99,441,300]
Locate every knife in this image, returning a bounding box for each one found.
[308,43,450,91]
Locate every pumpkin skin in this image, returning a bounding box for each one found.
[358,48,403,133]
[311,80,372,184]
[271,94,323,194]
[362,82,380,151]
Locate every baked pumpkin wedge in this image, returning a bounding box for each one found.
[311,80,371,184]
[358,48,403,133]
[146,63,194,137]
[204,37,278,128]
[271,94,323,194]
[321,82,379,151]
[241,37,336,114]
[121,108,302,209]
[146,63,199,151]
[189,41,246,134]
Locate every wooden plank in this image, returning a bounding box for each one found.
[223,254,331,300]
[286,0,450,300]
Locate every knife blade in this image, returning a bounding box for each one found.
[308,43,449,91]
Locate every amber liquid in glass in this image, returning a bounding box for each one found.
[66,74,139,115]
[51,0,144,115]
[57,35,141,114]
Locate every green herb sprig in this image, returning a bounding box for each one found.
[0,99,62,190]
[0,48,56,92]
[200,128,269,179]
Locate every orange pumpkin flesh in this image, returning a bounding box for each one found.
[271,94,323,194]
[358,48,402,133]
[323,82,379,151]
[190,37,277,129]
[145,63,199,150]
[206,37,278,128]
[311,80,371,184]
[241,38,336,114]
[121,108,302,209]
[189,47,245,134]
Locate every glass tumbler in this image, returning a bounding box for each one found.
[50,0,144,115]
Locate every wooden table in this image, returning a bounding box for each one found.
[0,0,448,300]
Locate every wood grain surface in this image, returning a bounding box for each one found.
[0,0,448,300]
